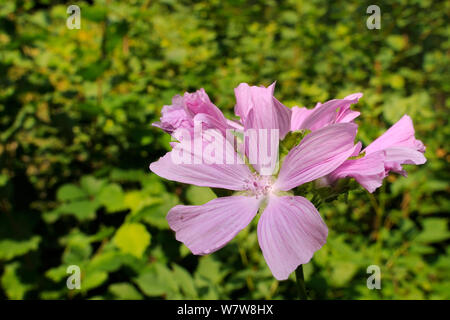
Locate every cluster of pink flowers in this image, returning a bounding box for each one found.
[150,83,426,280]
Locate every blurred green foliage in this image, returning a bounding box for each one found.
[0,0,449,299]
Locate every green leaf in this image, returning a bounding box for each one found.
[80,176,106,196]
[124,191,161,214]
[0,236,41,261]
[62,233,92,264]
[45,265,69,282]
[89,250,123,273]
[83,271,108,292]
[416,218,450,244]
[172,264,197,298]
[134,272,168,297]
[330,262,359,287]
[108,283,143,300]
[195,256,224,284]
[186,186,216,205]
[0,174,9,187]
[57,184,88,202]
[1,262,33,299]
[98,183,126,213]
[155,263,179,293]
[131,194,178,229]
[113,223,151,258]
[58,200,100,221]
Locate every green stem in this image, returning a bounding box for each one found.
[295,264,308,300]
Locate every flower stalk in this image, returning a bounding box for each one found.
[295,264,308,300]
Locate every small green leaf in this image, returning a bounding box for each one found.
[98,184,126,213]
[186,186,216,205]
[0,236,41,261]
[131,194,177,229]
[58,200,100,221]
[195,256,224,284]
[1,262,33,299]
[83,271,108,292]
[89,251,123,273]
[45,265,69,282]
[113,223,151,258]
[108,283,143,300]
[416,218,450,244]
[80,176,106,196]
[173,264,197,298]
[134,272,168,297]
[57,184,88,202]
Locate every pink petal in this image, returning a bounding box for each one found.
[275,123,358,191]
[384,146,426,164]
[150,129,253,190]
[226,119,244,131]
[257,196,328,280]
[153,99,192,133]
[168,196,261,255]
[298,94,362,131]
[155,89,230,134]
[383,146,427,175]
[290,106,314,131]
[336,109,360,124]
[363,115,426,175]
[364,114,425,154]
[150,152,252,190]
[239,126,280,176]
[234,82,291,139]
[193,113,229,135]
[183,89,226,122]
[329,151,386,193]
[273,97,292,139]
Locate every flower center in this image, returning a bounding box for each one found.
[244,173,274,199]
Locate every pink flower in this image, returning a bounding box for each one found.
[149,84,426,281]
[153,88,231,134]
[291,93,362,132]
[329,114,426,192]
[150,123,358,280]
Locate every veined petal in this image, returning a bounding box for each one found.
[276,123,358,191]
[384,146,427,164]
[150,152,253,190]
[183,88,227,124]
[150,129,253,190]
[273,97,292,139]
[193,113,229,135]
[234,82,291,139]
[155,89,229,134]
[257,196,328,280]
[364,114,426,154]
[297,94,362,131]
[226,119,244,131]
[383,146,427,175]
[343,92,363,100]
[363,115,426,176]
[330,151,386,193]
[290,106,314,131]
[168,196,261,255]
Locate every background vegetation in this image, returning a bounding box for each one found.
[0,0,448,299]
